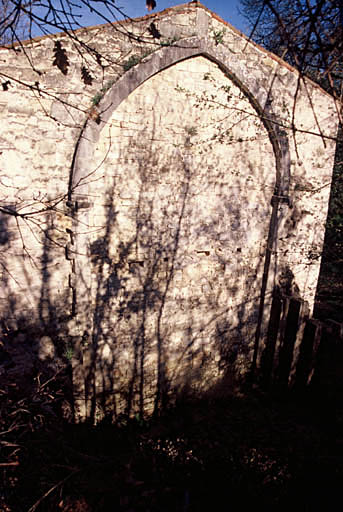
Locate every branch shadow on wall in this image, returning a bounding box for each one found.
[76,110,275,423]
[0,208,75,424]
[1,78,283,425]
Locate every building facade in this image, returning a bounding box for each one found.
[0,3,338,419]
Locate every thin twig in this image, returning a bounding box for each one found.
[27,468,81,512]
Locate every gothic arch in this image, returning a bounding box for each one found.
[68,34,293,418]
[70,37,290,200]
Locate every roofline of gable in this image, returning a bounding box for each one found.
[0,1,334,99]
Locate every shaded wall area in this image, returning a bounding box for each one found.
[71,56,276,420]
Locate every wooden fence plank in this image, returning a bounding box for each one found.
[258,288,343,394]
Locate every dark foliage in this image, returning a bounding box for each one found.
[148,22,161,39]
[240,0,343,93]
[146,0,157,12]
[52,41,70,75]
[81,66,93,85]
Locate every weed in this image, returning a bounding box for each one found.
[122,50,153,72]
[123,54,141,71]
[64,344,73,361]
[91,92,102,106]
[160,36,178,47]
[91,77,116,105]
[213,28,226,45]
[185,126,198,137]
[220,84,231,94]
[203,72,213,81]
[175,84,187,93]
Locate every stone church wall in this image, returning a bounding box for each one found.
[0,3,338,419]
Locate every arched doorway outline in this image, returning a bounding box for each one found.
[70,36,290,200]
[69,36,292,394]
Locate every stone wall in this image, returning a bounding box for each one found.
[0,3,338,420]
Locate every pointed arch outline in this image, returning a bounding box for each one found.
[68,35,293,393]
[70,36,290,199]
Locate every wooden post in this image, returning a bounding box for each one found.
[294,318,322,389]
[276,297,302,388]
[260,289,282,389]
